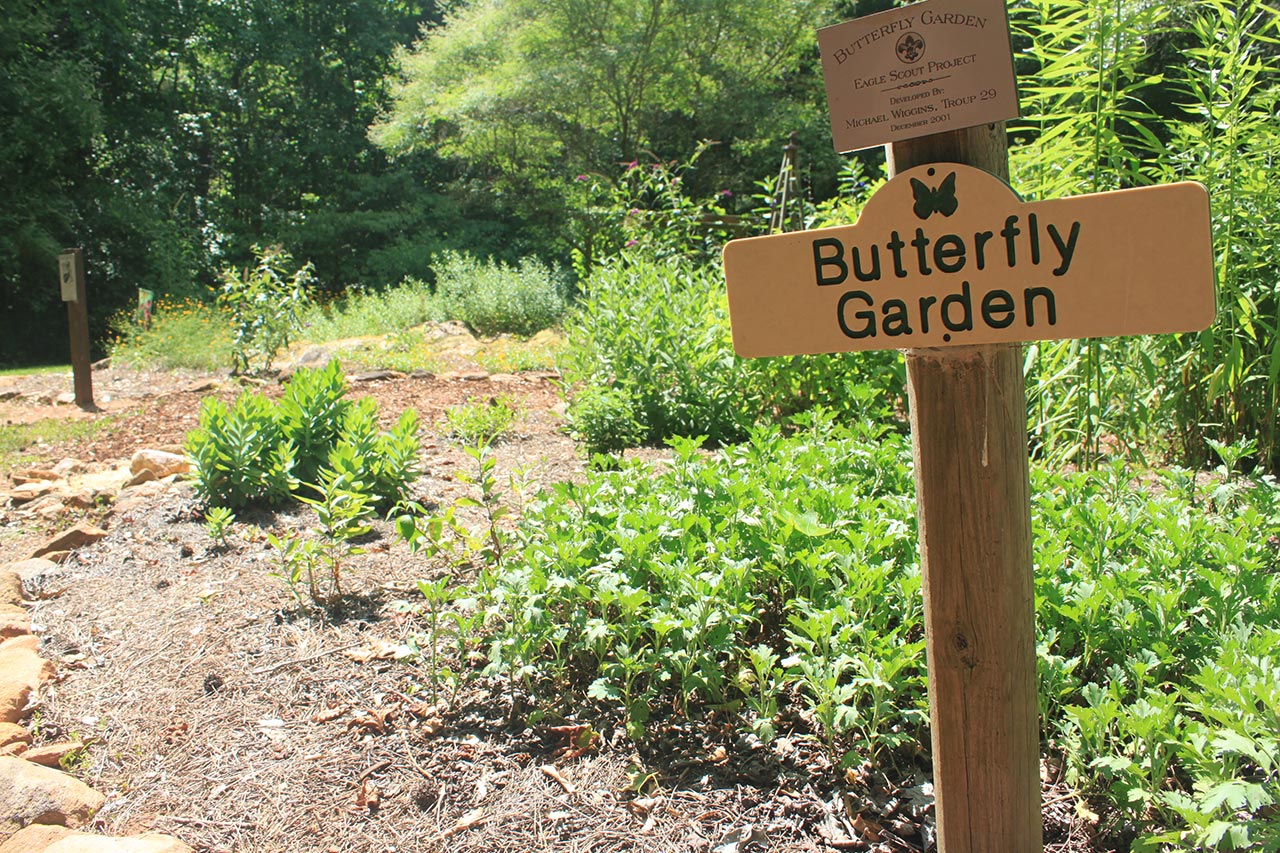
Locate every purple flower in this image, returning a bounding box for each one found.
[575,174,588,182]
[628,208,641,216]
[625,160,639,171]
[624,239,639,247]
[719,190,733,198]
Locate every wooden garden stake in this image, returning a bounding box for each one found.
[58,248,94,408]
[890,124,1042,853]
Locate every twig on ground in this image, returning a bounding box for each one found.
[250,640,367,675]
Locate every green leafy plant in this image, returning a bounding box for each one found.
[433,251,566,337]
[185,362,420,510]
[203,506,235,547]
[444,396,518,446]
[219,245,315,375]
[268,467,374,608]
[186,393,296,508]
[561,254,905,449]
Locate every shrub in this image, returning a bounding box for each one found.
[109,297,233,371]
[444,396,518,446]
[565,385,644,456]
[220,245,315,374]
[560,254,905,449]
[298,277,443,342]
[433,251,566,336]
[186,362,421,509]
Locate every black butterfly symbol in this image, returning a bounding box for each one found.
[910,171,959,219]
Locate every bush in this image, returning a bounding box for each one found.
[220,245,315,374]
[297,277,443,342]
[186,361,421,509]
[433,251,566,336]
[560,254,905,449]
[109,297,233,371]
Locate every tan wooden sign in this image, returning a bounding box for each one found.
[723,165,1215,357]
[818,0,1019,153]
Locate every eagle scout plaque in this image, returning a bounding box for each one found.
[818,0,1020,152]
[723,164,1216,357]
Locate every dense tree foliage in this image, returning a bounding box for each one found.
[0,0,447,364]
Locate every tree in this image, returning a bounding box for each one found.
[371,0,836,244]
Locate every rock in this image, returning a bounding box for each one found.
[129,450,189,479]
[0,572,22,607]
[91,357,111,371]
[36,552,70,567]
[409,370,436,380]
[6,483,55,505]
[0,758,105,835]
[0,388,19,402]
[62,492,95,511]
[0,824,70,851]
[0,827,194,853]
[0,636,54,723]
[0,743,26,758]
[293,345,335,368]
[182,378,220,394]
[123,470,157,489]
[349,369,404,382]
[50,460,87,479]
[0,723,31,749]
[440,370,491,382]
[54,393,76,406]
[0,605,30,640]
[11,470,61,485]
[19,742,83,768]
[8,560,63,600]
[29,524,107,560]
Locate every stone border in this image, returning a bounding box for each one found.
[1,460,194,853]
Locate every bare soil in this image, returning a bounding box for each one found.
[0,358,1105,853]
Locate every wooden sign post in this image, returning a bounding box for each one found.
[58,248,93,408]
[723,6,1215,850]
[893,124,1040,852]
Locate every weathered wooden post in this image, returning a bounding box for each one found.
[722,2,1215,851]
[889,124,1041,851]
[59,248,94,408]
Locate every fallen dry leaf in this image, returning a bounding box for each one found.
[354,779,381,812]
[349,707,395,734]
[540,764,576,794]
[343,641,401,663]
[311,704,347,723]
[443,807,486,838]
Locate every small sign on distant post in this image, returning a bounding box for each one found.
[58,248,94,408]
[818,0,1020,152]
[59,252,78,302]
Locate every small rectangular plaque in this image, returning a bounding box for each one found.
[58,251,78,302]
[818,0,1020,153]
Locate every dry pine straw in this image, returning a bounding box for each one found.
[26,487,842,853]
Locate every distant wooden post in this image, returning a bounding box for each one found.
[59,248,94,408]
[888,124,1042,852]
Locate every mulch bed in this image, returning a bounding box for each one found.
[4,365,1104,852]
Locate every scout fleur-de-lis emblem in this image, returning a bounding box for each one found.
[911,170,959,219]
[896,32,925,64]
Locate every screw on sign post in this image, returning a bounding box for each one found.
[58,248,94,408]
[722,3,1216,851]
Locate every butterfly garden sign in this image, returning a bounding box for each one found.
[723,163,1216,357]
